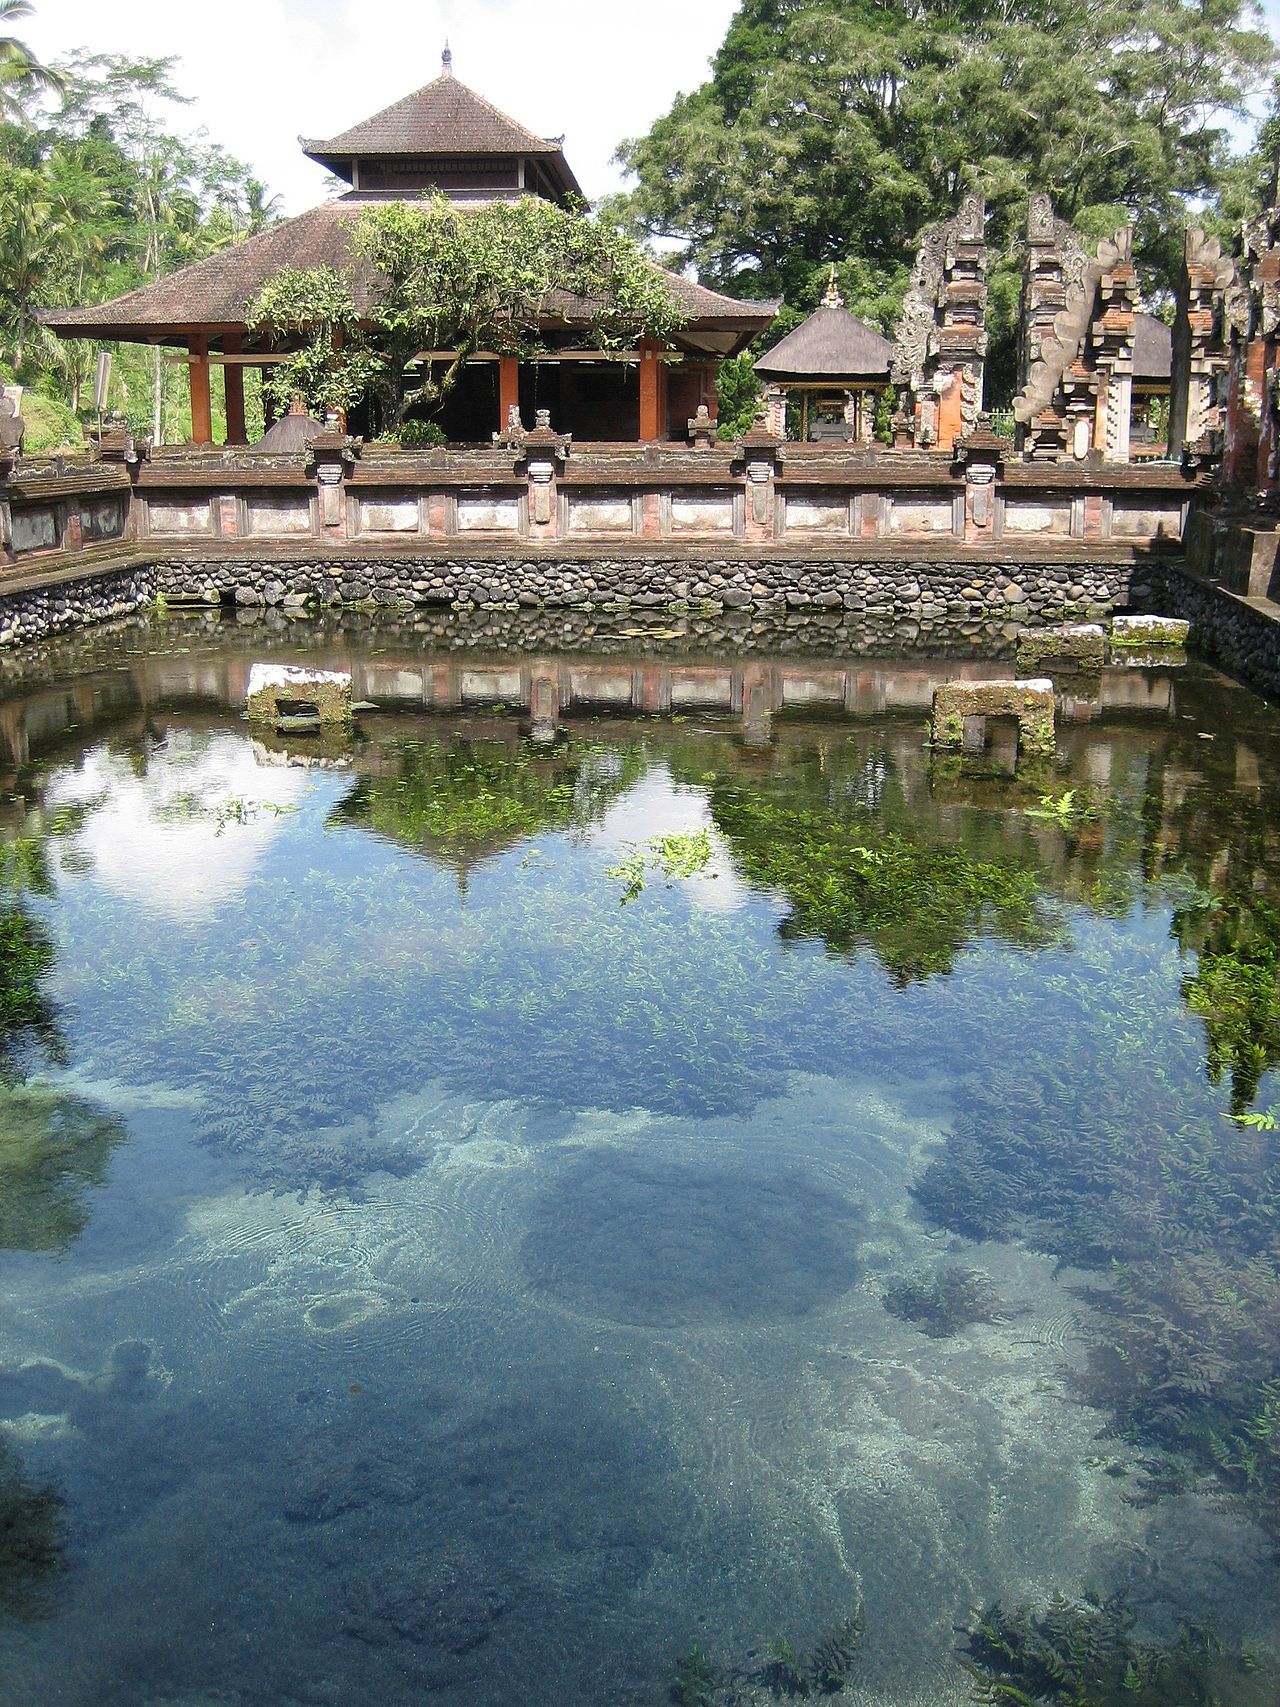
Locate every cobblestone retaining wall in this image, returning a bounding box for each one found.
[1136,562,1280,699]
[0,563,155,648]
[151,553,1134,622]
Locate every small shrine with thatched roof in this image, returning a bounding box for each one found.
[753,273,893,443]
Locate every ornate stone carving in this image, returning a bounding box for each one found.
[1014,204,1137,462]
[890,195,987,449]
[1168,228,1236,453]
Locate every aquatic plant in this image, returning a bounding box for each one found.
[1024,787,1103,831]
[672,1641,717,1707]
[607,829,714,903]
[0,1440,65,1623]
[0,1082,126,1252]
[0,906,59,1074]
[962,1593,1279,1706]
[669,1605,863,1703]
[332,734,646,879]
[883,1265,1004,1337]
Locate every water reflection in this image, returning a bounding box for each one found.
[0,613,1277,1704]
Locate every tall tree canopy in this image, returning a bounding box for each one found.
[616,0,1277,324]
[0,28,279,445]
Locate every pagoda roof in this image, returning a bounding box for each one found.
[1132,311,1172,381]
[38,195,776,355]
[754,299,892,382]
[301,66,583,201]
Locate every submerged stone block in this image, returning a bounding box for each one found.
[930,678,1056,756]
[246,663,353,727]
[1109,614,1191,649]
[1015,623,1106,674]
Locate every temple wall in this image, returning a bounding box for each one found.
[0,443,1206,651]
[0,446,1195,568]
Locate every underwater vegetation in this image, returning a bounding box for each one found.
[0,1082,129,1253]
[0,1440,65,1624]
[607,829,715,903]
[882,1264,1005,1337]
[1175,892,1280,1114]
[671,1605,864,1705]
[0,907,59,1071]
[668,743,1060,983]
[331,734,646,879]
[962,1593,1279,1707]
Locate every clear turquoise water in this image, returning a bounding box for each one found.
[0,613,1278,1706]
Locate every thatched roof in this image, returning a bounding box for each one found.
[39,195,775,355]
[302,64,582,202]
[754,299,893,382]
[257,409,325,452]
[1133,311,1172,382]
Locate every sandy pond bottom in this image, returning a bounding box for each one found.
[0,1072,1269,1707]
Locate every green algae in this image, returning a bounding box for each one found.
[0,1440,65,1625]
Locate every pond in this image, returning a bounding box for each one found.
[0,610,1278,1707]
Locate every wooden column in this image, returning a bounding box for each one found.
[499,356,520,432]
[188,334,213,445]
[639,341,663,442]
[223,331,247,444]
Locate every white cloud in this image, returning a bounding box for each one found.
[49,733,310,921]
[22,0,738,214]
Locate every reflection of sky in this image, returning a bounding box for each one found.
[48,733,311,922]
[586,767,755,914]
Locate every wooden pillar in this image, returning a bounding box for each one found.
[639,340,663,442]
[223,332,247,444]
[499,356,520,432]
[188,334,213,445]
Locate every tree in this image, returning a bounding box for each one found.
[0,0,63,123]
[251,193,689,432]
[615,0,1276,392]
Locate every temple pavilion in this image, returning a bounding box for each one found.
[42,52,776,446]
[753,275,893,443]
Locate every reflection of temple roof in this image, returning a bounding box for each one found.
[1133,311,1172,382]
[755,300,893,383]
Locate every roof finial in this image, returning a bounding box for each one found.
[442,41,453,76]
[822,264,843,310]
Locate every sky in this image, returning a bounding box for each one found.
[21,0,741,214]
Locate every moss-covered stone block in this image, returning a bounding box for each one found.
[930,678,1055,757]
[1109,614,1191,650]
[1015,623,1106,675]
[245,663,353,727]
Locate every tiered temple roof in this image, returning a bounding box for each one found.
[41,57,775,362]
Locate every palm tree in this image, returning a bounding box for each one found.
[0,2,65,122]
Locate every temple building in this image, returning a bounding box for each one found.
[753,274,892,443]
[41,53,775,446]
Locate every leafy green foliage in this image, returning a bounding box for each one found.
[670,1605,863,1703]
[332,735,643,878]
[607,829,714,903]
[615,0,1276,398]
[0,39,279,436]
[249,265,382,423]
[963,1594,1278,1706]
[0,1079,124,1252]
[686,753,1056,981]
[255,194,689,432]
